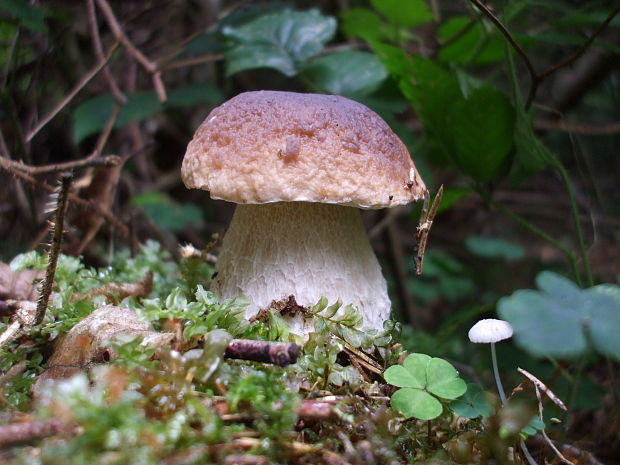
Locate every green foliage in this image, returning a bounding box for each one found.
[131,192,204,232]
[437,17,504,65]
[109,240,179,298]
[72,83,223,143]
[370,0,433,28]
[221,9,336,77]
[340,8,392,43]
[498,272,620,361]
[384,353,467,420]
[226,368,299,439]
[309,298,398,349]
[451,383,493,419]
[0,0,48,33]
[410,250,477,304]
[465,235,526,261]
[35,370,227,465]
[296,331,361,389]
[178,254,213,298]
[134,286,251,339]
[446,85,516,182]
[521,417,545,439]
[0,346,43,410]
[302,50,387,98]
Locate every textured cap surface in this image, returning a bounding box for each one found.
[468,318,514,343]
[182,91,426,208]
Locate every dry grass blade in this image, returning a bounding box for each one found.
[414,185,443,275]
[518,367,567,411]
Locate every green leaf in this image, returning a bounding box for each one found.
[403,353,431,387]
[340,8,390,43]
[451,383,493,419]
[371,50,463,166]
[221,9,336,77]
[72,83,223,143]
[370,0,433,28]
[521,417,545,437]
[446,85,516,182]
[498,272,620,361]
[320,300,342,319]
[516,32,620,55]
[511,107,552,182]
[131,192,204,232]
[436,187,472,214]
[438,17,503,65]
[0,0,48,33]
[391,388,443,420]
[385,353,466,404]
[302,50,387,98]
[426,357,467,399]
[384,362,424,389]
[167,83,223,107]
[465,236,525,261]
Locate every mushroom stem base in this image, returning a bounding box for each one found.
[211,202,391,336]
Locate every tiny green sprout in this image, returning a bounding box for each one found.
[384,353,467,420]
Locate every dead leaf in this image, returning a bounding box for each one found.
[0,263,43,302]
[34,306,173,393]
[71,272,153,304]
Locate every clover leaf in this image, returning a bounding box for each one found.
[451,383,493,419]
[498,271,620,361]
[384,353,467,420]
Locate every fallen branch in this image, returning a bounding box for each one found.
[224,339,300,367]
[0,419,68,449]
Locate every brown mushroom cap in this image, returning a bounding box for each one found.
[182,91,426,208]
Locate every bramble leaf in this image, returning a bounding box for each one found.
[302,50,387,97]
[222,9,336,77]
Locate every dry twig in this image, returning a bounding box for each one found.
[86,0,126,104]
[0,153,121,175]
[224,339,300,367]
[469,0,620,108]
[35,173,72,325]
[0,419,67,449]
[3,166,129,238]
[25,44,119,143]
[95,0,167,101]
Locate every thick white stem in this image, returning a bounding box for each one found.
[212,202,391,336]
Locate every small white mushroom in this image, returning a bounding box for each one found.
[469,318,514,405]
[468,318,514,344]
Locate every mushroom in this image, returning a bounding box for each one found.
[468,318,514,405]
[182,91,426,336]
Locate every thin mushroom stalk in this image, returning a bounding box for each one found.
[490,342,508,405]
